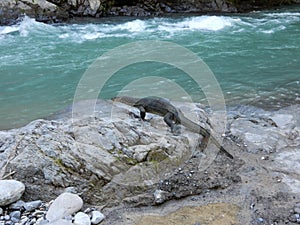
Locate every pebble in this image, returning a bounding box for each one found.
[91,211,105,224]
[24,200,42,212]
[289,203,300,223]
[257,217,264,222]
[4,215,10,220]
[74,212,91,225]
[289,214,299,222]
[46,192,83,222]
[19,217,28,224]
[0,186,106,225]
[9,200,25,210]
[0,180,25,206]
[9,211,21,223]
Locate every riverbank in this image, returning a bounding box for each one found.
[0,99,299,224]
[1,0,300,25]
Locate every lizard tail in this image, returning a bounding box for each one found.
[210,135,234,159]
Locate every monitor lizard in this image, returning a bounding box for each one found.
[112,96,233,159]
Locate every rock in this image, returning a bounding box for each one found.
[88,0,101,11]
[74,212,91,225]
[229,116,280,154]
[9,200,25,210]
[3,214,10,220]
[46,193,83,222]
[24,200,42,212]
[0,207,2,216]
[64,187,78,194]
[154,189,171,204]
[9,211,21,223]
[289,214,299,222]
[0,180,25,206]
[270,114,294,128]
[295,207,300,214]
[90,211,105,224]
[257,217,264,222]
[0,0,68,25]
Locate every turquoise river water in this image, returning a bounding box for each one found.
[0,7,299,130]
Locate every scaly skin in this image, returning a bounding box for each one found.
[112,96,233,159]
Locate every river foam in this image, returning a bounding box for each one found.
[0,15,237,42]
[1,12,298,42]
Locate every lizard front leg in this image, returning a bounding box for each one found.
[138,106,146,120]
[164,112,180,134]
[134,106,152,122]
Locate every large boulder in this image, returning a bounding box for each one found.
[0,99,242,206]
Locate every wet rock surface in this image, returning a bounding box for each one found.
[0,100,299,224]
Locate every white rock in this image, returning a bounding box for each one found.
[46,193,83,222]
[88,0,101,11]
[154,189,169,204]
[294,207,300,214]
[0,180,25,206]
[47,219,73,225]
[74,212,91,225]
[91,211,105,224]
